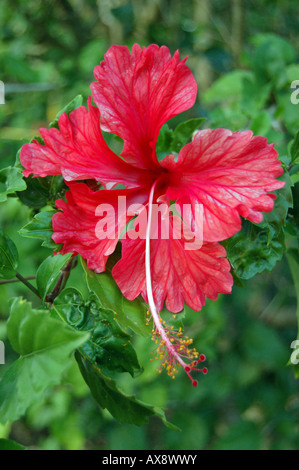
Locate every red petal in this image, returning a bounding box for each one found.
[163,129,285,242]
[52,183,149,272]
[20,97,146,189]
[91,44,197,170]
[113,214,233,313]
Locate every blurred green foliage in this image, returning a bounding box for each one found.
[0,0,299,450]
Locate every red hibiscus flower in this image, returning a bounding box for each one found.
[20,44,284,384]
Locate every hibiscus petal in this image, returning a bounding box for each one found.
[113,214,233,313]
[91,44,197,170]
[20,97,146,189]
[52,183,149,272]
[163,129,285,242]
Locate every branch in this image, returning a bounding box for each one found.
[16,273,41,299]
[0,276,36,286]
[46,256,78,304]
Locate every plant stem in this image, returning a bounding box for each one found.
[0,276,36,286]
[46,256,78,304]
[15,273,41,299]
[0,257,78,304]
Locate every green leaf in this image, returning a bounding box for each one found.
[290,131,299,165]
[171,118,206,153]
[0,231,18,280]
[289,165,299,186]
[36,253,72,300]
[19,210,57,249]
[49,95,83,129]
[226,221,285,280]
[259,171,293,231]
[16,176,49,209]
[156,124,174,161]
[0,167,26,203]
[286,174,299,237]
[156,119,205,161]
[208,102,248,132]
[226,170,292,280]
[0,298,89,424]
[0,438,27,450]
[276,93,299,135]
[75,351,179,430]
[82,259,151,338]
[252,34,295,87]
[54,288,141,377]
[15,95,82,205]
[286,64,299,83]
[203,70,253,104]
[17,174,67,209]
[241,77,271,117]
[54,288,177,429]
[15,148,23,170]
[250,111,272,136]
